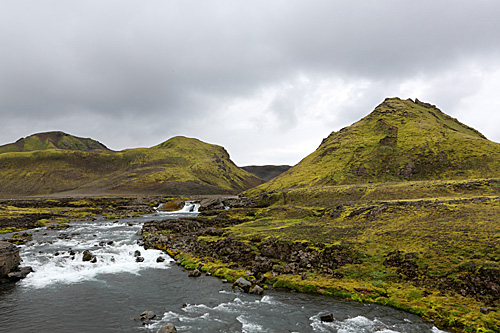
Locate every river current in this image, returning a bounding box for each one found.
[0,207,447,332]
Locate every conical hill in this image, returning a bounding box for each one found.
[254,97,500,192]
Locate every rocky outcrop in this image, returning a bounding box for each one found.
[0,241,20,279]
[141,217,361,279]
[198,193,275,212]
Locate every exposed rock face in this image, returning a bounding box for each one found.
[7,266,33,282]
[199,194,275,212]
[141,217,361,279]
[0,241,21,279]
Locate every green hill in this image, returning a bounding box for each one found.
[0,134,262,196]
[251,97,500,193]
[0,131,109,154]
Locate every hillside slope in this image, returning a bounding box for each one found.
[0,134,261,196]
[0,131,109,153]
[252,97,500,193]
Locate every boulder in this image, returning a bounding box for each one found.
[188,269,201,277]
[156,256,165,263]
[249,285,264,295]
[133,310,156,322]
[7,266,33,282]
[232,277,252,293]
[82,250,96,262]
[0,241,20,279]
[160,323,177,333]
[319,312,334,322]
[140,310,156,320]
[136,257,145,263]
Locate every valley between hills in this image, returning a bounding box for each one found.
[1,97,499,332]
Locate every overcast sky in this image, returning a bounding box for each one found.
[1,1,499,166]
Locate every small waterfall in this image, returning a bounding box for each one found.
[154,201,200,215]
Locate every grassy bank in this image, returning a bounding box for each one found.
[144,178,500,332]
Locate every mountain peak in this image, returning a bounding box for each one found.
[0,131,109,154]
[255,97,500,191]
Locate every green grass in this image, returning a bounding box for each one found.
[144,176,500,332]
[248,98,500,195]
[0,135,261,196]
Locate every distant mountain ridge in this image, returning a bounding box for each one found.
[251,97,500,193]
[0,133,262,196]
[0,131,109,154]
[241,165,291,182]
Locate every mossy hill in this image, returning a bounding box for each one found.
[0,131,109,154]
[251,97,500,194]
[0,134,262,196]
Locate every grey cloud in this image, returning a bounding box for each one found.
[1,1,499,164]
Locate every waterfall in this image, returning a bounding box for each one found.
[154,201,200,215]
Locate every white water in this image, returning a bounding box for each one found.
[19,220,172,289]
[154,201,200,215]
[1,209,449,332]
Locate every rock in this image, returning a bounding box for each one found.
[140,310,156,320]
[319,312,334,322]
[188,269,201,277]
[233,277,252,293]
[136,257,145,263]
[301,273,307,280]
[134,250,141,257]
[133,310,156,322]
[7,266,33,282]
[480,307,490,314]
[160,323,177,333]
[0,241,21,279]
[82,250,96,262]
[156,256,165,263]
[249,285,264,295]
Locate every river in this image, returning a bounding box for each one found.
[0,207,447,332]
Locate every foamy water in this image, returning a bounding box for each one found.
[1,208,448,332]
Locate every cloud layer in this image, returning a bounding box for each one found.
[1,1,500,165]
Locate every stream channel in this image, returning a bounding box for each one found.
[0,205,447,332]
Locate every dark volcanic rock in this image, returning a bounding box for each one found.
[82,250,96,262]
[0,241,20,279]
[233,277,252,293]
[320,312,334,322]
[7,266,33,282]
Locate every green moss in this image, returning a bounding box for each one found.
[248,98,500,195]
[0,135,260,196]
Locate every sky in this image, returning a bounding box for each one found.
[1,1,500,166]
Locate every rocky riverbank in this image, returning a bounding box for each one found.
[141,194,500,333]
[0,196,160,234]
